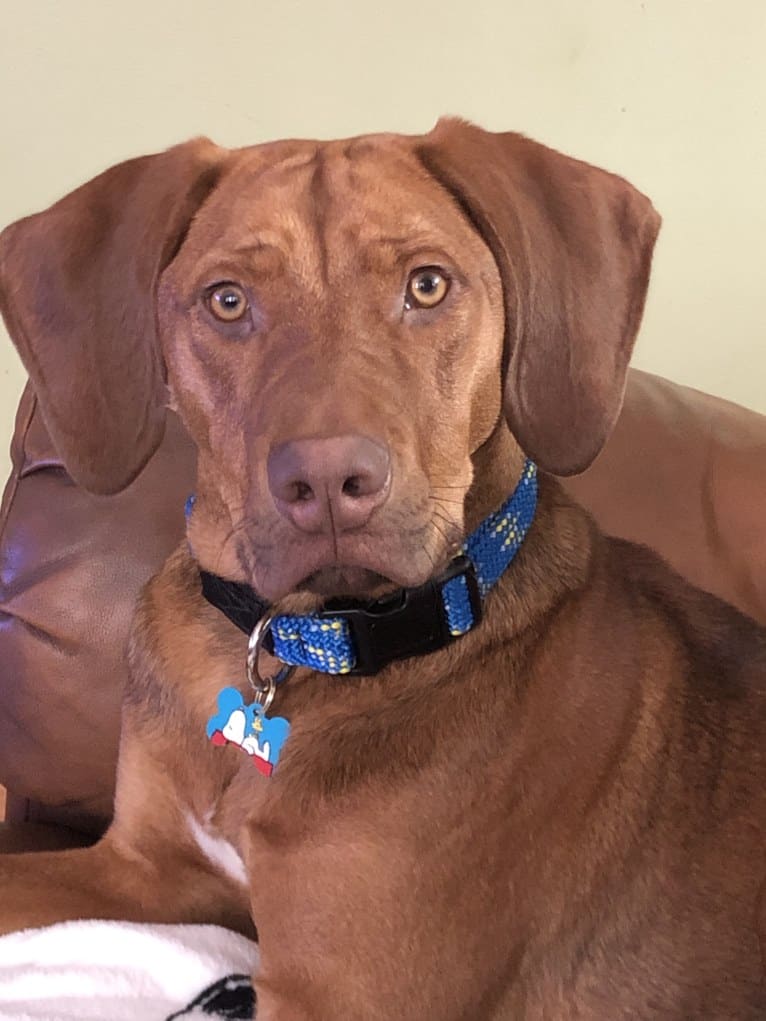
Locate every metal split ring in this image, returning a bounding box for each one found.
[246,612,295,715]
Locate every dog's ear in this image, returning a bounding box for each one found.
[0,139,225,494]
[417,119,661,476]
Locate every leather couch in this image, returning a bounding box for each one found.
[1,369,765,848]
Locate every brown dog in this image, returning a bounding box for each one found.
[1,119,764,1019]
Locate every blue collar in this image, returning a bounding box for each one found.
[200,460,537,677]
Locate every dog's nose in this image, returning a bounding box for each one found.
[267,435,392,534]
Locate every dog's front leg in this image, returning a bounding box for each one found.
[0,829,252,937]
[0,708,254,938]
[0,838,159,935]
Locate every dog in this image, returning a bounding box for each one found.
[1,118,764,1019]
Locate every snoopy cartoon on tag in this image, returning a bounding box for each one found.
[206,687,291,777]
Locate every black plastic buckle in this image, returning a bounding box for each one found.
[318,554,482,676]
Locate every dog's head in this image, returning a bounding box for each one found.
[0,120,659,602]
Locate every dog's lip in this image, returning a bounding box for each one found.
[296,564,401,600]
[251,534,456,603]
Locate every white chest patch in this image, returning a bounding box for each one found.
[185,812,248,888]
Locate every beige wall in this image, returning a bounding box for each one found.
[1,0,764,484]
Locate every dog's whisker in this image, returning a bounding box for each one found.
[430,520,451,548]
[419,538,437,573]
[428,496,465,508]
[212,513,261,574]
[431,516,459,540]
[429,501,463,532]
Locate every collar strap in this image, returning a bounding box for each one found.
[200,460,537,676]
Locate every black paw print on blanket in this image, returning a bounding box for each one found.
[166,973,256,1019]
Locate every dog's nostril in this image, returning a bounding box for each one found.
[295,481,314,502]
[342,475,364,498]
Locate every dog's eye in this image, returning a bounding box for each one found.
[405,268,450,310]
[207,283,249,322]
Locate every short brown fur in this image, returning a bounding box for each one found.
[0,120,764,1019]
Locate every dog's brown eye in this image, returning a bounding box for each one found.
[405,268,450,310]
[208,283,249,322]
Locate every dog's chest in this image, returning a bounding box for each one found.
[198,749,766,1021]
[184,809,249,888]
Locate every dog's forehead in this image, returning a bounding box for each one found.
[187,134,473,256]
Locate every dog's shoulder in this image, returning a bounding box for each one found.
[602,534,766,730]
[124,545,244,724]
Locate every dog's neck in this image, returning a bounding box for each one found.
[465,424,529,535]
[246,473,597,805]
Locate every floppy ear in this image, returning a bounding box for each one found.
[417,118,661,476]
[0,138,226,494]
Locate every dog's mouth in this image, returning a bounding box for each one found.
[240,516,461,605]
[297,565,400,601]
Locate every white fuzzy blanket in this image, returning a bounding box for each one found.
[0,920,259,1020]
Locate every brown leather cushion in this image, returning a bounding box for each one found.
[562,371,766,624]
[0,386,195,831]
[1,369,764,831]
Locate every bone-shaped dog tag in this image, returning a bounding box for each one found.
[206,686,291,777]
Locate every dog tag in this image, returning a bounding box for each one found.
[206,686,291,777]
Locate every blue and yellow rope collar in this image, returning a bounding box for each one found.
[200,460,538,677]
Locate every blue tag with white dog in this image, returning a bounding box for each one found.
[207,687,290,777]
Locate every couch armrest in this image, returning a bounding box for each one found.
[0,384,196,831]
